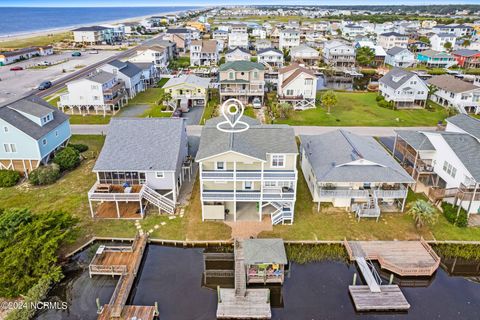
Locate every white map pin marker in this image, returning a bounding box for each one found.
[217,98,250,133]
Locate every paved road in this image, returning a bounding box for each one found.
[71,124,436,137]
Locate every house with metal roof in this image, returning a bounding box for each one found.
[379,68,428,109]
[0,96,71,176]
[100,60,145,98]
[300,130,414,221]
[59,70,128,116]
[427,75,480,115]
[218,61,265,105]
[163,74,211,111]
[196,116,298,225]
[393,114,480,216]
[87,118,190,219]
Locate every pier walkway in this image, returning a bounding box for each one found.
[344,239,440,312]
[89,234,157,320]
[217,239,271,319]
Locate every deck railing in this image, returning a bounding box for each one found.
[319,186,407,199]
[89,264,127,275]
[201,170,296,181]
[87,182,143,202]
[202,189,295,201]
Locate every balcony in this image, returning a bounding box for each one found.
[88,182,144,202]
[202,188,295,201]
[201,170,296,181]
[104,81,125,95]
[219,87,264,95]
[318,185,408,199]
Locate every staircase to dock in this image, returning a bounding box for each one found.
[270,202,293,225]
[141,184,175,214]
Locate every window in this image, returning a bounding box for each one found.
[229,72,235,80]
[155,171,164,178]
[264,181,276,187]
[216,161,225,170]
[244,181,253,190]
[3,126,8,133]
[305,79,313,85]
[271,155,285,168]
[3,144,10,153]
[443,161,457,178]
[42,139,47,146]
[55,130,59,137]
[91,85,99,90]
[286,89,294,96]
[10,144,16,153]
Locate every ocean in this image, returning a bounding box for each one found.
[0,6,199,37]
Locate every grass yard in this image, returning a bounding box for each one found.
[260,164,480,241]
[200,89,219,124]
[0,32,72,49]
[68,115,111,125]
[274,92,449,127]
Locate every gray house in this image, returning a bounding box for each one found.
[87,118,190,219]
[300,130,414,220]
[100,60,145,98]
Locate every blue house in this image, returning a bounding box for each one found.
[0,96,71,176]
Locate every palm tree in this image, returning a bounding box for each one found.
[407,200,438,229]
[427,84,438,101]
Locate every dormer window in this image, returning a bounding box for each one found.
[42,139,47,146]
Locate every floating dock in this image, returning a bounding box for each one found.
[344,239,440,312]
[216,240,272,319]
[89,234,157,320]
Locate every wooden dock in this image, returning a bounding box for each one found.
[89,234,157,320]
[349,285,410,311]
[216,240,272,319]
[344,239,441,276]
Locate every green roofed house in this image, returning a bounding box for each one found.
[218,60,265,106]
[244,238,287,284]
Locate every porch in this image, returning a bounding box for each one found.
[88,183,145,219]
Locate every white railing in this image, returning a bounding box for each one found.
[374,187,408,199]
[87,182,143,201]
[319,188,369,199]
[202,189,295,201]
[219,88,264,94]
[201,170,296,181]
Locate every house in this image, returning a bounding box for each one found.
[300,130,414,220]
[87,118,189,219]
[417,50,457,68]
[251,27,267,39]
[228,28,249,49]
[186,21,207,33]
[322,40,356,68]
[385,47,416,68]
[72,26,113,45]
[393,114,480,216]
[129,45,169,72]
[378,32,409,50]
[0,46,53,66]
[408,41,430,53]
[100,60,144,98]
[452,49,480,68]
[254,39,272,51]
[277,63,317,110]
[131,62,158,87]
[165,28,192,53]
[100,24,125,41]
[430,33,457,52]
[279,29,300,50]
[225,47,251,62]
[379,68,428,108]
[190,39,219,66]
[0,96,71,176]
[163,74,210,112]
[342,24,366,40]
[257,48,284,69]
[148,39,177,60]
[218,61,265,105]
[290,44,319,67]
[213,29,228,50]
[354,40,387,66]
[427,75,480,114]
[59,71,128,116]
[196,116,298,225]
[433,24,474,38]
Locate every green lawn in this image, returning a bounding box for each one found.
[244,107,256,119]
[200,89,219,124]
[274,92,449,127]
[68,115,111,125]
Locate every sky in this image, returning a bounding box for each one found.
[1,0,480,7]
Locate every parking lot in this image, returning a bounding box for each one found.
[0,50,118,104]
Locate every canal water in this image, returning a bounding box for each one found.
[36,244,480,320]
[317,74,380,91]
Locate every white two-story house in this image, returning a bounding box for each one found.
[385,47,416,68]
[279,29,300,51]
[0,96,71,177]
[430,33,457,52]
[378,32,409,50]
[379,68,428,108]
[277,63,317,110]
[290,44,319,67]
[393,114,480,216]
[257,48,284,69]
[427,75,480,115]
[59,71,128,116]
[228,31,249,49]
[190,39,219,66]
[225,47,251,62]
[322,40,356,68]
[196,116,298,225]
[129,45,169,72]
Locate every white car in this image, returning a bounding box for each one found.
[252,98,262,109]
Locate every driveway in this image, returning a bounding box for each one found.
[116,104,150,117]
[181,106,204,126]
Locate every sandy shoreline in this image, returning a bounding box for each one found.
[0,7,200,42]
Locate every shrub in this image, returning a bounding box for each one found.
[377,98,395,109]
[0,170,20,187]
[53,147,80,171]
[441,202,468,228]
[69,143,88,153]
[376,95,383,102]
[29,164,60,185]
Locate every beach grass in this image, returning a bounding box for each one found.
[0,32,72,49]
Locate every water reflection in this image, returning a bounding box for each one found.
[36,244,480,320]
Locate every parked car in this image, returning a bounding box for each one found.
[71,51,82,57]
[88,50,98,54]
[10,66,23,71]
[38,81,52,90]
[252,97,262,109]
[37,61,51,66]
